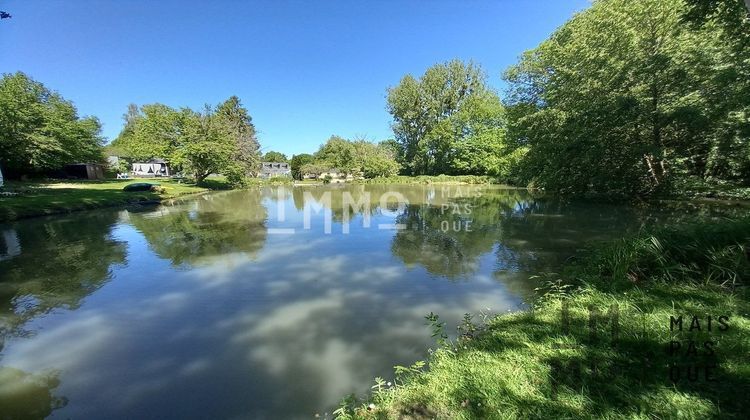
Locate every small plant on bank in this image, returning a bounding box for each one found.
[424,312,448,348]
[457,313,480,342]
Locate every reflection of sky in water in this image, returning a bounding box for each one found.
[0,186,739,419]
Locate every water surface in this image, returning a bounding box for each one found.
[0,185,736,418]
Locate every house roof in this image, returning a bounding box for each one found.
[260,162,290,172]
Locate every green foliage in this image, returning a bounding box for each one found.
[263,151,288,163]
[315,135,356,173]
[342,217,750,419]
[425,312,448,347]
[300,135,401,179]
[112,96,260,185]
[0,72,104,176]
[387,60,516,177]
[584,216,750,289]
[354,140,401,178]
[113,103,181,162]
[298,161,332,178]
[504,0,750,197]
[215,96,262,184]
[172,106,234,183]
[289,153,314,179]
[682,0,750,32]
[668,176,750,200]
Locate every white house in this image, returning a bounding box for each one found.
[259,162,291,178]
[132,159,171,177]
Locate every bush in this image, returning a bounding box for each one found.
[580,217,750,289]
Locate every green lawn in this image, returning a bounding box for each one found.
[0,179,212,222]
[338,218,750,419]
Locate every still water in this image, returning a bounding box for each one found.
[0,185,737,418]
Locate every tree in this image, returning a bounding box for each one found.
[111,103,182,162]
[312,135,354,172]
[0,72,104,177]
[352,139,401,178]
[263,151,288,163]
[290,153,314,179]
[386,60,509,176]
[378,139,405,171]
[682,0,750,30]
[302,135,401,178]
[448,91,509,176]
[172,106,235,183]
[504,0,750,196]
[215,96,261,183]
[112,96,261,185]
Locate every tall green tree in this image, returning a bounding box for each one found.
[214,96,261,183]
[290,153,314,179]
[112,96,261,185]
[504,0,750,196]
[172,106,234,183]
[314,135,356,173]
[387,60,508,176]
[112,103,182,162]
[0,72,103,176]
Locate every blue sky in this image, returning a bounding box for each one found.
[1,0,590,156]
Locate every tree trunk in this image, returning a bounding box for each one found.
[644,154,662,187]
[195,171,210,183]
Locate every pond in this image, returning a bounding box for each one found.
[0,185,739,419]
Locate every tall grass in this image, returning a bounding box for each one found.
[583,217,750,290]
[335,217,750,419]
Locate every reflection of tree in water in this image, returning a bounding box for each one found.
[388,189,539,279]
[388,189,702,281]
[0,212,126,351]
[130,190,268,266]
[493,200,651,273]
[390,204,500,279]
[0,213,122,417]
[0,367,67,419]
[291,184,495,223]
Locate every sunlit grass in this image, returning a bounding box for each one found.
[337,218,750,419]
[0,179,215,222]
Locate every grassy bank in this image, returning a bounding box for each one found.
[666,177,750,201]
[360,175,509,185]
[0,179,214,222]
[338,218,750,419]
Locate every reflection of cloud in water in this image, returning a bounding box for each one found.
[5,186,665,418]
[222,287,519,412]
[3,313,114,390]
[4,240,522,418]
